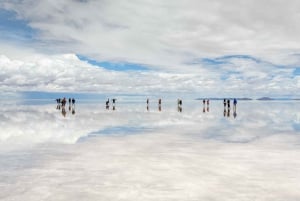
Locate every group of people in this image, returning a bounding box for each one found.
[223,98,238,118]
[105,98,117,110]
[223,98,237,109]
[56,97,76,117]
[56,97,76,106]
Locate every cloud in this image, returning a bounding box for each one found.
[1,1,300,97]
[0,53,300,97]
[1,0,300,68]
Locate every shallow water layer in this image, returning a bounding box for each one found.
[0,100,300,201]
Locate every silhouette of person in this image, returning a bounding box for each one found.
[233,98,237,110]
[233,98,237,118]
[106,99,109,109]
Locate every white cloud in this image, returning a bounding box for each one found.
[1,0,300,97]
[0,53,299,97]
[2,0,300,68]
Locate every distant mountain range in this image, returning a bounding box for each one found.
[196,97,300,101]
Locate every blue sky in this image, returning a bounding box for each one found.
[0,8,36,42]
[76,55,149,71]
[0,0,300,98]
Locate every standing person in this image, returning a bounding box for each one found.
[72,98,75,105]
[62,97,66,107]
[233,98,237,118]
[227,99,230,109]
[223,99,226,108]
[233,98,237,108]
[106,99,109,110]
[146,98,149,111]
[158,99,162,111]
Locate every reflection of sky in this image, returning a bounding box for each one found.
[1,100,300,200]
[1,100,300,149]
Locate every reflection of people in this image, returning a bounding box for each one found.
[227,108,230,117]
[62,107,66,117]
[178,105,182,112]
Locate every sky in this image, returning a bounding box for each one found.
[0,0,300,98]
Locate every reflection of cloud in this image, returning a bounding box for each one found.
[1,101,300,151]
[1,101,300,200]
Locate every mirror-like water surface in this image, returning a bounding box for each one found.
[0,100,300,200]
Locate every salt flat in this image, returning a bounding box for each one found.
[0,100,300,201]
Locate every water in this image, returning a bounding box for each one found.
[0,100,300,201]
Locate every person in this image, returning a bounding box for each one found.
[106,99,109,110]
[227,99,230,109]
[233,98,237,118]
[223,99,226,107]
[233,98,237,107]
[147,98,149,105]
[72,98,75,105]
[62,97,66,107]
